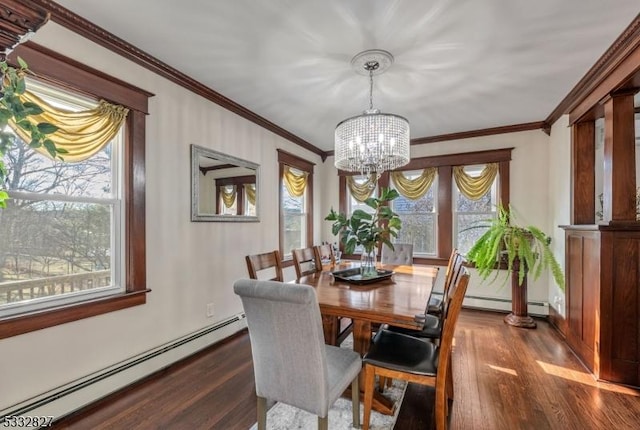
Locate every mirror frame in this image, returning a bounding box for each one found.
[191,144,260,222]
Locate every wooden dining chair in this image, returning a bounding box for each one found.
[314,244,335,265]
[294,247,353,346]
[385,253,465,343]
[428,249,463,316]
[245,250,284,281]
[292,247,322,278]
[362,266,470,430]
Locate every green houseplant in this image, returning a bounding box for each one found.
[325,187,402,276]
[0,57,63,207]
[466,204,565,291]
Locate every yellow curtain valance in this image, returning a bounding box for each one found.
[245,184,256,206]
[390,168,437,200]
[347,175,376,202]
[453,163,499,200]
[9,90,129,162]
[221,186,236,208]
[283,166,308,197]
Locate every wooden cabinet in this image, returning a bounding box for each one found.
[563,225,640,386]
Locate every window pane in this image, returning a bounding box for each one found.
[391,172,437,255]
[282,182,306,257]
[454,166,498,255]
[5,144,113,199]
[0,200,113,308]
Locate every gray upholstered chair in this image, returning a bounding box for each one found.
[233,279,361,430]
[380,243,414,265]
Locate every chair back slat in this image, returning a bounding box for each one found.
[246,250,284,281]
[293,247,321,278]
[314,244,335,265]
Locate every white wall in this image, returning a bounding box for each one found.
[0,22,324,412]
[547,115,572,316]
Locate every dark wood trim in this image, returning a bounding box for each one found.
[548,14,640,126]
[29,0,325,159]
[200,164,236,173]
[564,14,640,124]
[498,160,510,208]
[437,166,453,260]
[0,290,149,339]
[10,42,152,114]
[410,122,546,145]
[602,93,637,222]
[215,175,256,186]
[0,0,49,57]
[277,149,315,173]
[548,303,567,338]
[571,122,596,224]
[337,148,514,175]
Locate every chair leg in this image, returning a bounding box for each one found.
[378,376,386,393]
[435,385,447,430]
[257,396,267,430]
[363,364,376,430]
[446,359,454,400]
[351,375,360,428]
[318,415,328,430]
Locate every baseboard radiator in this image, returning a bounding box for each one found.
[431,292,549,316]
[0,313,247,424]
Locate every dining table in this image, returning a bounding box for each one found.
[294,261,440,415]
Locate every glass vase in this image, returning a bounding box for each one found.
[360,247,378,278]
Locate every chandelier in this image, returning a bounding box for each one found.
[334,49,410,178]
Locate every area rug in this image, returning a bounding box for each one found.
[249,337,407,430]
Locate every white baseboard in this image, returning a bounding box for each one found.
[0,313,247,423]
[462,295,549,316]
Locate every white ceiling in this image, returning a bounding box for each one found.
[55,0,639,152]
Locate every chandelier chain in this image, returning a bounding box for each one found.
[369,69,374,110]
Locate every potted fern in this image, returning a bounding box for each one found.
[325,187,402,277]
[466,204,564,327]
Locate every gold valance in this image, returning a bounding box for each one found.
[390,168,437,200]
[245,184,256,206]
[347,175,376,202]
[9,90,129,162]
[283,166,308,197]
[221,186,236,208]
[453,163,498,200]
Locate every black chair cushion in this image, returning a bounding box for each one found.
[386,313,442,339]
[364,330,439,376]
[427,296,443,315]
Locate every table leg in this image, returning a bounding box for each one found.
[321,314,338,346]
[351,319,396,415]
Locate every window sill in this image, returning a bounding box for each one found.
[0,289,150,339]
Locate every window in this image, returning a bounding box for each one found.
[0,43,149,339]
[1,81,124,317]
[219,185,238,215]
[453,165,498,255]
[390,170,437,256]
[337,148,511,265]
[278,150,313,260]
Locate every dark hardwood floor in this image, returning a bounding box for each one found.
[53,309,640,430]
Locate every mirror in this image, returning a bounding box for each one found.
[191,144,259,222]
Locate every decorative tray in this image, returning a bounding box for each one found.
[331,268,394,285]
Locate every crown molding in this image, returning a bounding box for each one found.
[0,0,49,57]
[545,13,640,126]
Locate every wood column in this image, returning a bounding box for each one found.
[602,93,636,223]
[571,121,596,224]
[504,258,536,328]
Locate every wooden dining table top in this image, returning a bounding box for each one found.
[294,261,440,331]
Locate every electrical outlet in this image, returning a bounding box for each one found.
[206,302,215,318]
